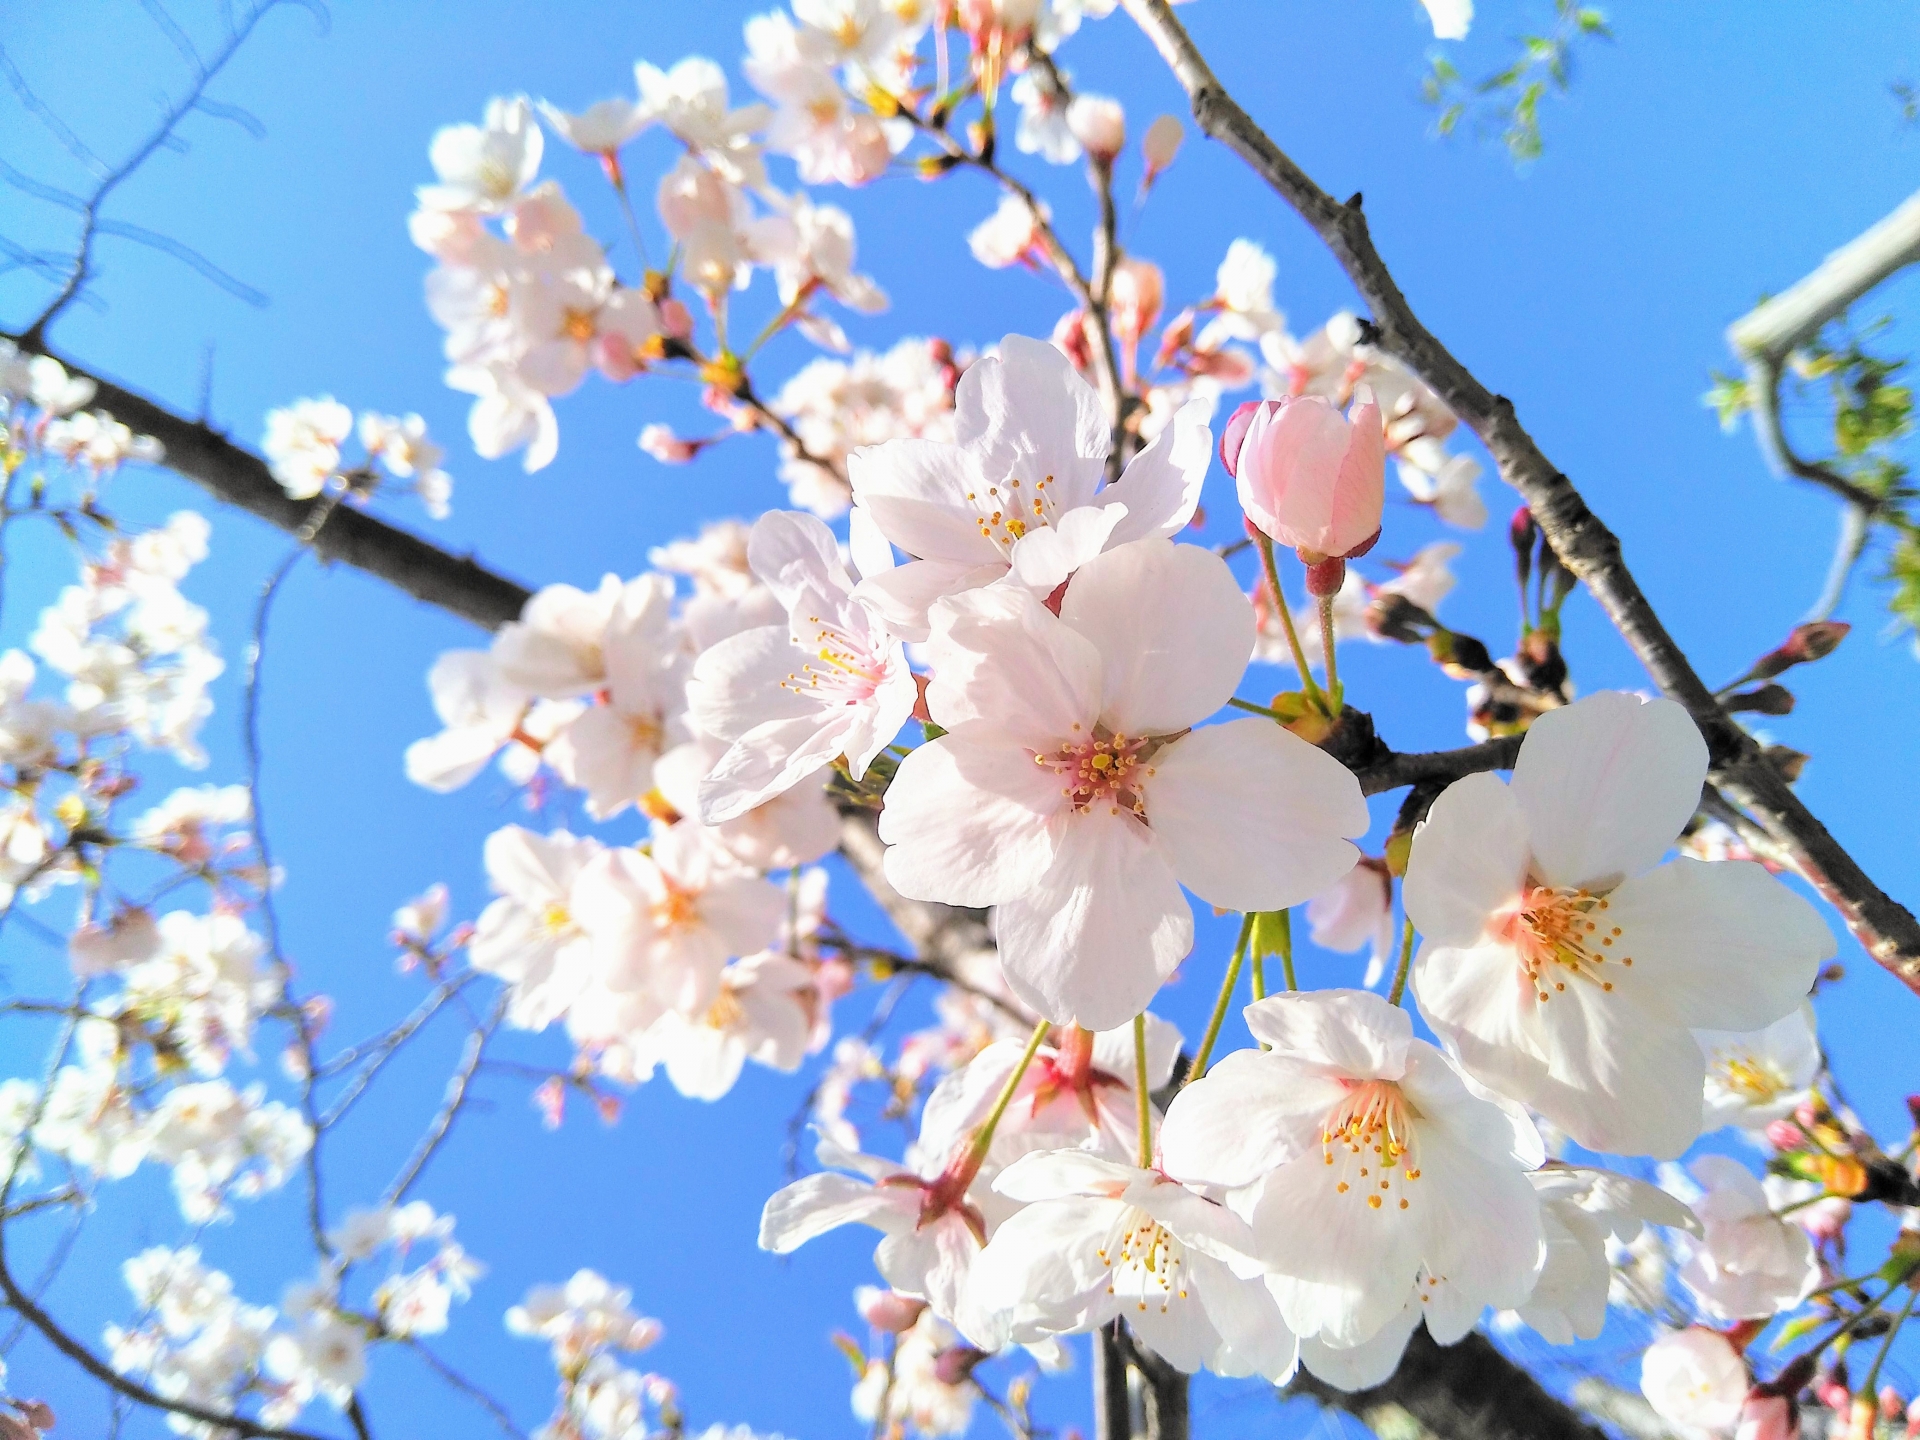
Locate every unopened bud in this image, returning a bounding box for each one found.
[1765,1118,1803,1151]
[1142,114,1182,182]
[1882,1388,1906,1422]
[1428,629,1495,676]
[1051,309,1094,372]
[1067,94,1125,163]
[1753,621,1851,681]
[933,1346,988,1386]
[1304,556,1346,598]
[1726,684,1795,716]
[1366,593,1435,644]
[855,1286,926,1334]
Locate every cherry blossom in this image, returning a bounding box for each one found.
[1641,1328,1749,1437]
[418,97,545,214]
[1159,989,1546,1355]
[404,650,532,793]
[918,1015,1182,1168]
[1698,1005,1820,1134]
[1676,1155,1820,1321]
[1404,691,1834,1158]
[469,826,606,1030]
[880,538,1367,1029]
[639,951,820,1100]
[1514,1166,1699,1345]
[652,739,839,871]
[968,194,1050,270]
[967,1150,1299,1381]
[262,397,352,499]
[847,334,1212,639]
[507,1269,662,1371]
[689,510,915,823]
[537,96,650,158]
[1222,392,1385,562]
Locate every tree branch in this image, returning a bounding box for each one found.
[1119,0,1920,991]
[1286,1328,1611,1440]
[3,335,534,629]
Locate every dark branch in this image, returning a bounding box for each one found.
[4,335,534,629]
[1287,1328,1611,1440]
[1120,0,1920,992]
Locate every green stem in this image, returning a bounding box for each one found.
[1277,908,1298,993]
[1188,915,1253,1083]
[1134,1013,1152,1169]
[1318,590,1341,702]
[970,1018,1052,1159]
[1255,530,1326,712]
[1387,915,1416,1006]
[1226,696,1285,720]
[1862,1279,1920,1398]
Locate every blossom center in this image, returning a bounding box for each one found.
[1495,883,1632,1004]
[965,474,1061,555]
[539,901,574,935]
[1097,1206,1189,1313]
[1031,728,1150,816]
[1320,1079,1421,1213]
[653,883,700,931]
[781,615,886,707]
[1710,1049,1790,1104]
[562,308,598,343]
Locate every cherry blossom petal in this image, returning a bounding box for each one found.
[1297,1304,1420,1391]
[923,583,1102,746]
[747,508,857,611]
[1253,1156,1424,1348]
[1403,770,1530,947]
[1602,858,1830,1032]
[1145,719,1367,913]
[1103,397,1211,546]
[1007,502,1127,594]
[852,558,1010,642]
[687,626,817,743]
[958,336,1109,510]
[879,737,1062,907]
[1187,1255,1299,1383]
[1510,692,1707,890]
[1242,989,1414,1082]
[993,810,1191,1031]
[699,710,858,824]
[1159,1048,1343,1189]
[966,1194,1121,1345]
[758,1173,911,1252]
[847,438,1003,564]
[1059,539,1253,735]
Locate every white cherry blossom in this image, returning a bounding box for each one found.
[880,539,1367,1030]
[847,334,1212,639]
[1514,1166,1699,1344]
[689,510,915,823]
[1159,989,1546,1353]
[1641,1328,1748,1437]
[419,97,545,213]
[1405,691,1833,1158]
[639,951,819,1100]
[966,1150,1299,1382]
[1677,1155,1819,1321]
[469,826,605,1030]
[652,738,839,871]
[1698,1004,1820,1134]
[404,650,532,793]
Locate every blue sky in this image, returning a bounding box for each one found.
[4,2,1920,1437]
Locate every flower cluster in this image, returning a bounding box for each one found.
[261,397,453,517]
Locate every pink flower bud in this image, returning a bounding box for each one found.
[1142,115,1182,180]
[932,1345,988,1386]
[1765,1118,1803,1151]
[1737,1394,1798,1440]
[855,1286,926,1334]
[658,298,695,342]
[1107,258,1164,349]
[640,425,699,465]
[1225,394,1386,561]
[1067,95,1126,163]
[534,1076,566,1129]
[1883,1389,1907,1422]
[1051,309,1094,373]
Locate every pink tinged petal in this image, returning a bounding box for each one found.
[1059,539,1254,735]
[1159,1048,1345,1188]
[878,736,1061,907]
[748,509,855,611]
[846,439,1004,565]
[1131,1177,1267,1270]
[546,706,659,820]
[993,1150,1144,1204]
[993,809,1192,1031]
[851,558,1009,642]
[1330,397,1386,554]
[840,651,919,780]
[1237,399,1352,554]
[698,711,857,824]
[687,626,817,744]
[698,872,788,958]
[847,504,896,580]
[1509,692,1708,890]
[758,1173,909,1252]
[1413,937,1709,1159]
[405,729,505,793]
[878,1215,980,1320]
[1403,770,1530,947]
[1242,988,1415,1080]
[923,583,1103,746]
[1144,719,1367,913]
[959,335,1110,505]
[1603,858,1832,1032]
[1007,502,1127,594]
[1104,397,1212,546]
